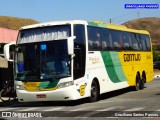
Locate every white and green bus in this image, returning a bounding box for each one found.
[10,20,153,102]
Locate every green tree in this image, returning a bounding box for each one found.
[153,47,158,62]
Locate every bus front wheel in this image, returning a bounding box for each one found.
[89,80,99,102]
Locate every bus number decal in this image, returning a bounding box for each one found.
[124,54,141,62]
[80,84,86,96]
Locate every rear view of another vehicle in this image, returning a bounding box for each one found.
[154,61,160,70]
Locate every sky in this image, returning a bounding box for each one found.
[0,0,160,24]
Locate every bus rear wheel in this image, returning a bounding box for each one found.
[135,74,141,91]
[89,80,99,102]
[140,75,145,90]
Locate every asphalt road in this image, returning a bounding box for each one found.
[0,78,160,120]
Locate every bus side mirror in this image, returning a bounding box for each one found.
[67,36,76,55]
[4,42,16,62]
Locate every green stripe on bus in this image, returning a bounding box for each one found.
[110,52,127,82]
[101,51,127,83]
[98,24,107,28]
[88,22,99,27]
[101,51,121,83]
[39,80,59,89]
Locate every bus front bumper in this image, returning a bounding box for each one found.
[16,86,82,102]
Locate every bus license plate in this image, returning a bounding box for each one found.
[36,94,46,98]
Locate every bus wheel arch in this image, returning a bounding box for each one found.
[89,78,100,102]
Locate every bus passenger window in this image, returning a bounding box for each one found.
[140,34,149,51]
[93,32,101,50]
[94,40,101,49]
[130,33,140,50]
[88,26,100,51]
[123,32,130,50]
[113,42,119,49]
[119,34,123,50]
[88,40,94,50]
[133,43,139,50]
[145,36,151,51]
[100,28,110,50]
[108,33,113,49]
[102,41,107,50]
[110,30,122,50]
[136,34,143,50]
[124,43,129,49]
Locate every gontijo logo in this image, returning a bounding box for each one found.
[123,54,141,62]
[125,4,159,9]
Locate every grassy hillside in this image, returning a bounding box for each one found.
[0,16,38,30]
[123,17,160,43]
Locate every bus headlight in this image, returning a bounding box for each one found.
[58,81,74,89]
[16,85,25,90]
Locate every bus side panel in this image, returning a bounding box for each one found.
[87,51,129,94]
[118,51,153,86]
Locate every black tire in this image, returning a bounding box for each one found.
[0,89,10,102]
[140,75,145,90]
[89,80,99,102]
[135,74,141,91]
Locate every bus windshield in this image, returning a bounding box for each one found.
[15,40,71,81]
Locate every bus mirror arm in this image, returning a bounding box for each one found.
[67,36,76,55]
[4,42,16,62]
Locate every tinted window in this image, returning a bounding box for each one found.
[88,27,101,50]
[122,32,132,50]
[88,26,122,51]
[136,34,143,50]
[140,34,147,50]
[130,33,140,50]
[145,35,151,51]
[140,34,151,51]
[74,24,86,80]
[100,28,112,50]
[110,30,123,50]
[87,26,151,52]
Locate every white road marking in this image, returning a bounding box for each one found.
[17,107,40,111]
[105,117,119,118]
[0,108,17,111]
[43,107,63,111]
[97,100,114,103]
[69,107,95,111]
[96,106,124,111]
[125,107,144,111]
[76,106,124,118]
